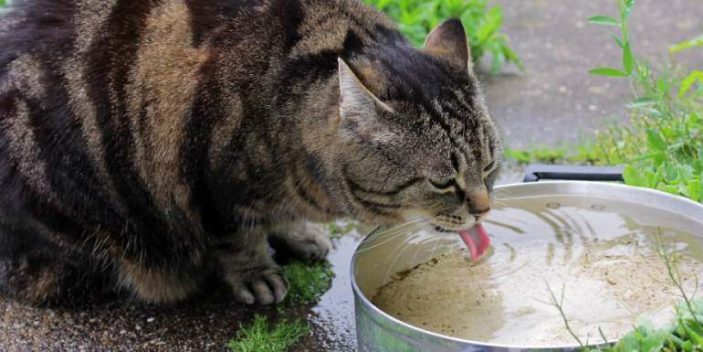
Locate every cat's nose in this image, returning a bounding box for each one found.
[467,189,491,220]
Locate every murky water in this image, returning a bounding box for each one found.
[371,195,703,347]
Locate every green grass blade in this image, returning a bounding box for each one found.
[623,43,635,74]
[679,70,703,97]
[589,67,630,77]
[669,34,703,55]
[627,97,656,108]
[588,15,620,26]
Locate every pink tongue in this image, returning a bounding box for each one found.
[458,224,491,262]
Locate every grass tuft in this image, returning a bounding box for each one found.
[282,260,334,305]
[228,315,309,352]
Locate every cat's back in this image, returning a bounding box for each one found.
[0,0,400,230]
[0,0,397,94]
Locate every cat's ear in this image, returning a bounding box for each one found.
[424,19,472,72]
[337,58,393,129]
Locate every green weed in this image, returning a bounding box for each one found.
[506,147,569,164]
[228,315,309,352]
[363,0,522,73]
[585,0,703,202]
[508,0,703,203]
[281,260,334,305]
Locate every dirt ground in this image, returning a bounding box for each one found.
[1,0,702,351]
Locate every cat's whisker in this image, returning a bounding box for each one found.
[363,227,417,247]
[356,228,425,254]
[356,218,433,254]
[364,217,432,243]
[427,236,441,264]
[382,241,413,283]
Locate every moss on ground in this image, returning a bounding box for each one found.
[228,259,334,351]
[282,260,335,305]
[228,315,309,352]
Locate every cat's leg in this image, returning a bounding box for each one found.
[268,222,332,261]
[0,225,92,305]
[216,230,288,305]
[116,258,199,304]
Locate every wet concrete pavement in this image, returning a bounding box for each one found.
[1,0,702,351]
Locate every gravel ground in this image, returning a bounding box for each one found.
[1,1,701,351]
[0,235,363,352]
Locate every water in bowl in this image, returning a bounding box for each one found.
[371,195,703,347]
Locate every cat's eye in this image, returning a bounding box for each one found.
[428,178,455,192]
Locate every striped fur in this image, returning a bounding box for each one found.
[0,0,502,305]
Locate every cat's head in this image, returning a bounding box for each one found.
[332,19,503,231]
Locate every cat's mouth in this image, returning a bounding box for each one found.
[432,223,491,262]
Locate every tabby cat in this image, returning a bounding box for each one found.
[0,0,502,305]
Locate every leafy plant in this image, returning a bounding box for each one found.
[509,0,703,203]
[228,315,309,352]
[363,0,522,73]
[584,0,703,203]
[587,0,637,78]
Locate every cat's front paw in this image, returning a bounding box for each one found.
[225,264,288,305]
[270,222,332,261]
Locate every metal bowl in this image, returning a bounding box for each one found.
[351,181,703,351]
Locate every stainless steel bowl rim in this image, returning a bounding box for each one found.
[351,181,703,350]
